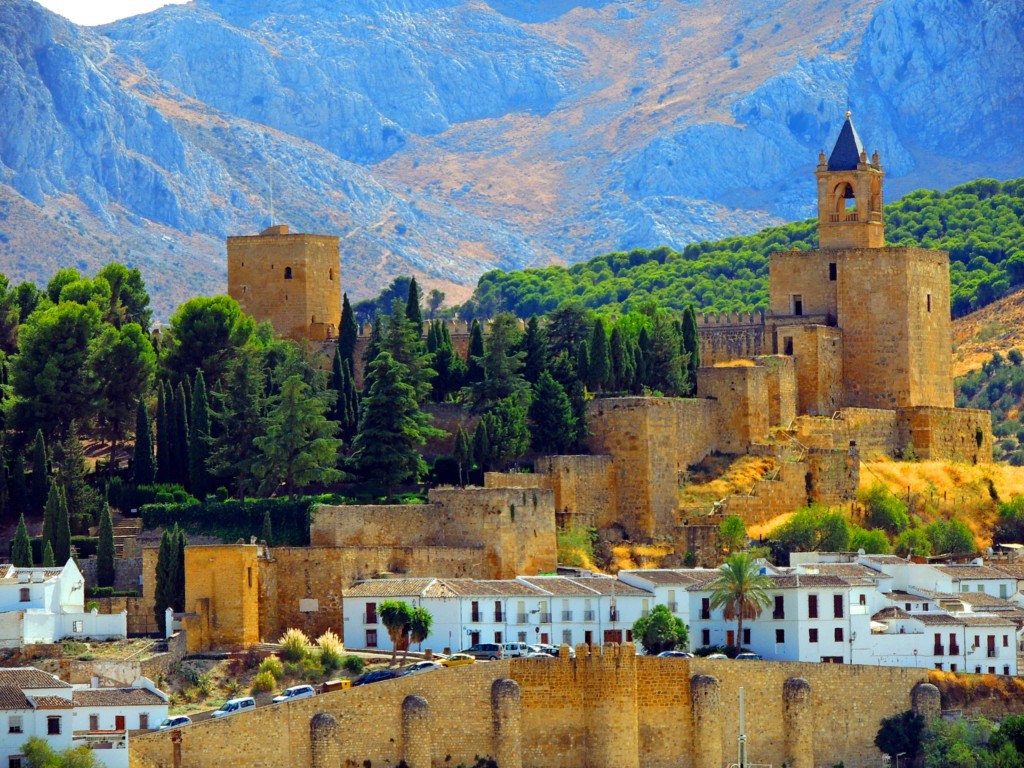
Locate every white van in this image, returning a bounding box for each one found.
[501,642,529,658]
[211,697,256,718]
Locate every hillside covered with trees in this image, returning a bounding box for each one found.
[463,178,1024,320]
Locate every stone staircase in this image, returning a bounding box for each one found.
[113,517,143,558]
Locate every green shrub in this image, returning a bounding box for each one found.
[342,655,365,674]
[278,628,311,663]
[251,671,276,694]
[317,630,344,672]
[258,656,284,681]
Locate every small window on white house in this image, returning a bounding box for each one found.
[73,621,83,633]
[562,629,572,645]
[9,715,23,734]
[139,714,149,730]
[18,589,29,603]
[89,715,99,731]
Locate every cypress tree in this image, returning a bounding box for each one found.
[361,317,383,394]
[30,430,48,514]
[55,422,97,527]
[466,320,485,384]
[132,399,155,486]
[405,277,423,337]
[42,483,60,553]
[173,526,187,612]
[41,540,55,568]
[11,514,32,567]
[609,326,630,391]
[96,500,116,588]
[0,457,8,524]
[529,371,577,454]
[188,370,212,499]
[153,527,173,631]
[453,425,473,487]
[9,455,27,515]
[588,318,610,391]
[182,375,193,433]
[682,305,700,394]
[339,293,358,370]
[568,379,589,451]
[174,382,189,487]
[481,397,530,470]
[330,346,346,425]
[520,316,548,384]
[155,381,170,484]
[342,359,360,441]
[53,486,71,564]
[575,342,590,389]
[260,509,273,546]
[472,419,490,473]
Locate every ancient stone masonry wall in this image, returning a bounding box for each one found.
[793,408,900,457]
[899,406,993,463]
[696,311,766,367]
[769,250,840,319]
[696,366,770,453]
[131,650,933,768]
[754,354,797,427]
[182,546,262,653]
[773,323,843,416]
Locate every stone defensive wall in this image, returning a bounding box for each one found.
[309,487,557,579]
[130,645,935,768]
[696,310,767,366]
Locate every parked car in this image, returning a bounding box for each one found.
[211,697,256,718]
[353,669,399,686]
[735,653,763,661]
[157,715,192,730]
[531,643,573,658]
[273,684,316,703]
[705,653,728,659]
[462,643,502,660]
[439,653,476,667]
[400,661,443,676]
[501,642,530,658]
[656,651,694,658]
[526,651,556,658]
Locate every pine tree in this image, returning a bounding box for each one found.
[11,514,32,567]
[153,527,173,632]
[351,352,437,501]
[588,317,610,391]
[472,418,490,473]
[132,399,155,486]
[188,370,213,499]
[54,422,98,527]
[155,381,171,484]
[375,304,434,403]
[30,430,48,514]
[174,382,189,487]
[260,509,273,546]
[339,293,358,370]
[529,371,577,454]
[96,501,116,588]
[405,277,423,337]
[42,540,55,568]
[466,320,485,384]
[53,486,71,564]
[453,425,473,487]
[209,350,267,501]
[482,396,530,470]
[682,305,700,394]
[469,313,527,411]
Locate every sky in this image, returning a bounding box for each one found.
[35,0,190,26]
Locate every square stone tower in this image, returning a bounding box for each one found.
[769,115,953,411]
[227,224,341,342]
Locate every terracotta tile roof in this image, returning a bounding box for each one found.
[518,576,650,597]
[73,688,166,707]
[32,695,73,709]
[0,685,32,710]
[797,564,890,584]
[344,579,437,598]
[990,564,1024,579]
[873,607,912,621]
[931,565,1013,580]
[434,580,544,597]
[914,612,1016,627]
[861,555,910,565]
[767,574,849,589]
[956,592,1018,608]
[0,669,70,689]
[618,569,719,586]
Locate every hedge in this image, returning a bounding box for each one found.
[13,537,101,564]
[140,495,351,546]
[108,480,197,513]
[86,587,139,598]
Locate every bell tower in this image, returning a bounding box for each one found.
[815,113,885,249]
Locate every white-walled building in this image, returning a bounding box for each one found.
[617,569,719,626]
[0,669,167,768]
[0,561,127,647]
[342,574,651,654]
[687,574,871,663]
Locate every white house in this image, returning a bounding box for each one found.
[687,573,871,663]
[617,569,719,626]
[342,574,654,654]
[0,561,127,647]
[0,668,167,768]
[861,556,1019,600]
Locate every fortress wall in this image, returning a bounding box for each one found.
[534,455,616,529]
[697,323,766,366]
[130,653,933,768]
[806,447,860,505]
[696,366,770,453]
[899,406,993,463]
[768,250,839,318]
[793,408,900,457]
[775,323,844,416]
[754,355,797,427]
[721,461,811,526]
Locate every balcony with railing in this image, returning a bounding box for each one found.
[700,609,711,620]
[494,611,504,623]
[583,610,595,622]
[363,613,377,625]
[516,613,529,624]
[470,611,481,623]
[828,212,860,223]
[539,613,552,624]
[934,645,945,657]
[988,650,999,658]
[561,611,573,622]
[950,644,961,656]
[609,609,619,622]
[667,602,678,612]
[772,609,785,620]
[641,608,651,618]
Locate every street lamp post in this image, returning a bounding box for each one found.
[895,751,906,768]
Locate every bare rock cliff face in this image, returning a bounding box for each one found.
[0,0,1020,316]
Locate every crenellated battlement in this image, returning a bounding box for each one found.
[695,309,765,327]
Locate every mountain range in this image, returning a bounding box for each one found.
[1,0,1022,318]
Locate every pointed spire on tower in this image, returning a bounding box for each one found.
[827,112,866,172]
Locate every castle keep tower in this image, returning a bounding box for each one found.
[227,225,341,342]
[815,113,885,249]
[769,115,953,411]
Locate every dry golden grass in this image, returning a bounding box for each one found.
[928,669,1024,706]
[748,512,796,539]
[610,542,674,573]
[953,286,1024,376]
[679,455,776,507]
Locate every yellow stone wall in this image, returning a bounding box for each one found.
[696,366,770,453]
[130,648,932,768]
[227,228,341,342]
[774,323,843,416]
[183,545,261,652]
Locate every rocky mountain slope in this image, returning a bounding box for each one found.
[1,0,1021,318]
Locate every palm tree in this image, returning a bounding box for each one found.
[379,600,413,666]
[402,607,434,664]
[709,552,773,653]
